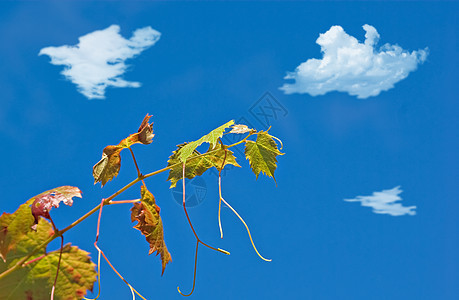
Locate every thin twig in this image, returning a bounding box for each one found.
[50,235,64,300]
[181,162,230,255]
[95,244,147,300]
[218,176,223,239]
[177,241,199,297]
[220,197,271,262]
[218,147,228,239]
[83,248,101,300]
[22,254,46,267]
[178,162,229,297]
[95,199,105,244]
[92,198,146,300]
[129,147,142,178]
[109,199,141,205]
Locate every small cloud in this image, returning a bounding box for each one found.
[39,25,160,99]
[280,25,428,99]
[344,186,416,216]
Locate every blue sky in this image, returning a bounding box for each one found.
[0,1,457,299]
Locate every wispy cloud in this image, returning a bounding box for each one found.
[344,186,416,216]
[280,25,428,99]
[39,25,160,99]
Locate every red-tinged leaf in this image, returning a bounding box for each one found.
[93,114,154,186]
[131,186,172,275]
[30,186,82,230]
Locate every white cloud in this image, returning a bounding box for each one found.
[39,25,160,99]
[344,186,416,216]
[280,25,428,99]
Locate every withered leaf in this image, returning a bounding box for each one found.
[137,114,154,145]
[118,114,155,148]
[131,186,172,275]
[92,146,122,187]
[93,114,154,186]
[230,124,251,134]
[30,186,82,230]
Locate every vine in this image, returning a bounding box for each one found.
[0,114,284,299]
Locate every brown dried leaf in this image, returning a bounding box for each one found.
[131,186,172,275]
[137,114,154,145]
[93,114,154,186]
[92,146,122,186]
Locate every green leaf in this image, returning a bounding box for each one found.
[131,186,172,275]
[93,114,154,186]
[0,202,34,262]
[206,145,241,172]
[0,217,96,300]
[178,120,234,162]
[244,131,284,181]
[166,144,240,188]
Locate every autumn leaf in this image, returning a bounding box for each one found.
[131,186,172,275]
[0,209,96,300]
[30,186,82,230]
[178,120,234,162]
[93,114,154,186]
[167,144,240,188]
[92,146,123,187]
[118,114,155,148]
[244,131,284,181]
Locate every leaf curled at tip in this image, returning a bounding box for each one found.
[131,186,172,275]
[30,186,82,230]
[137,113,154,145]
[93,114,154,186]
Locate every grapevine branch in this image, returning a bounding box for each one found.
[0,126,276,299]
[0,135,248,281]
